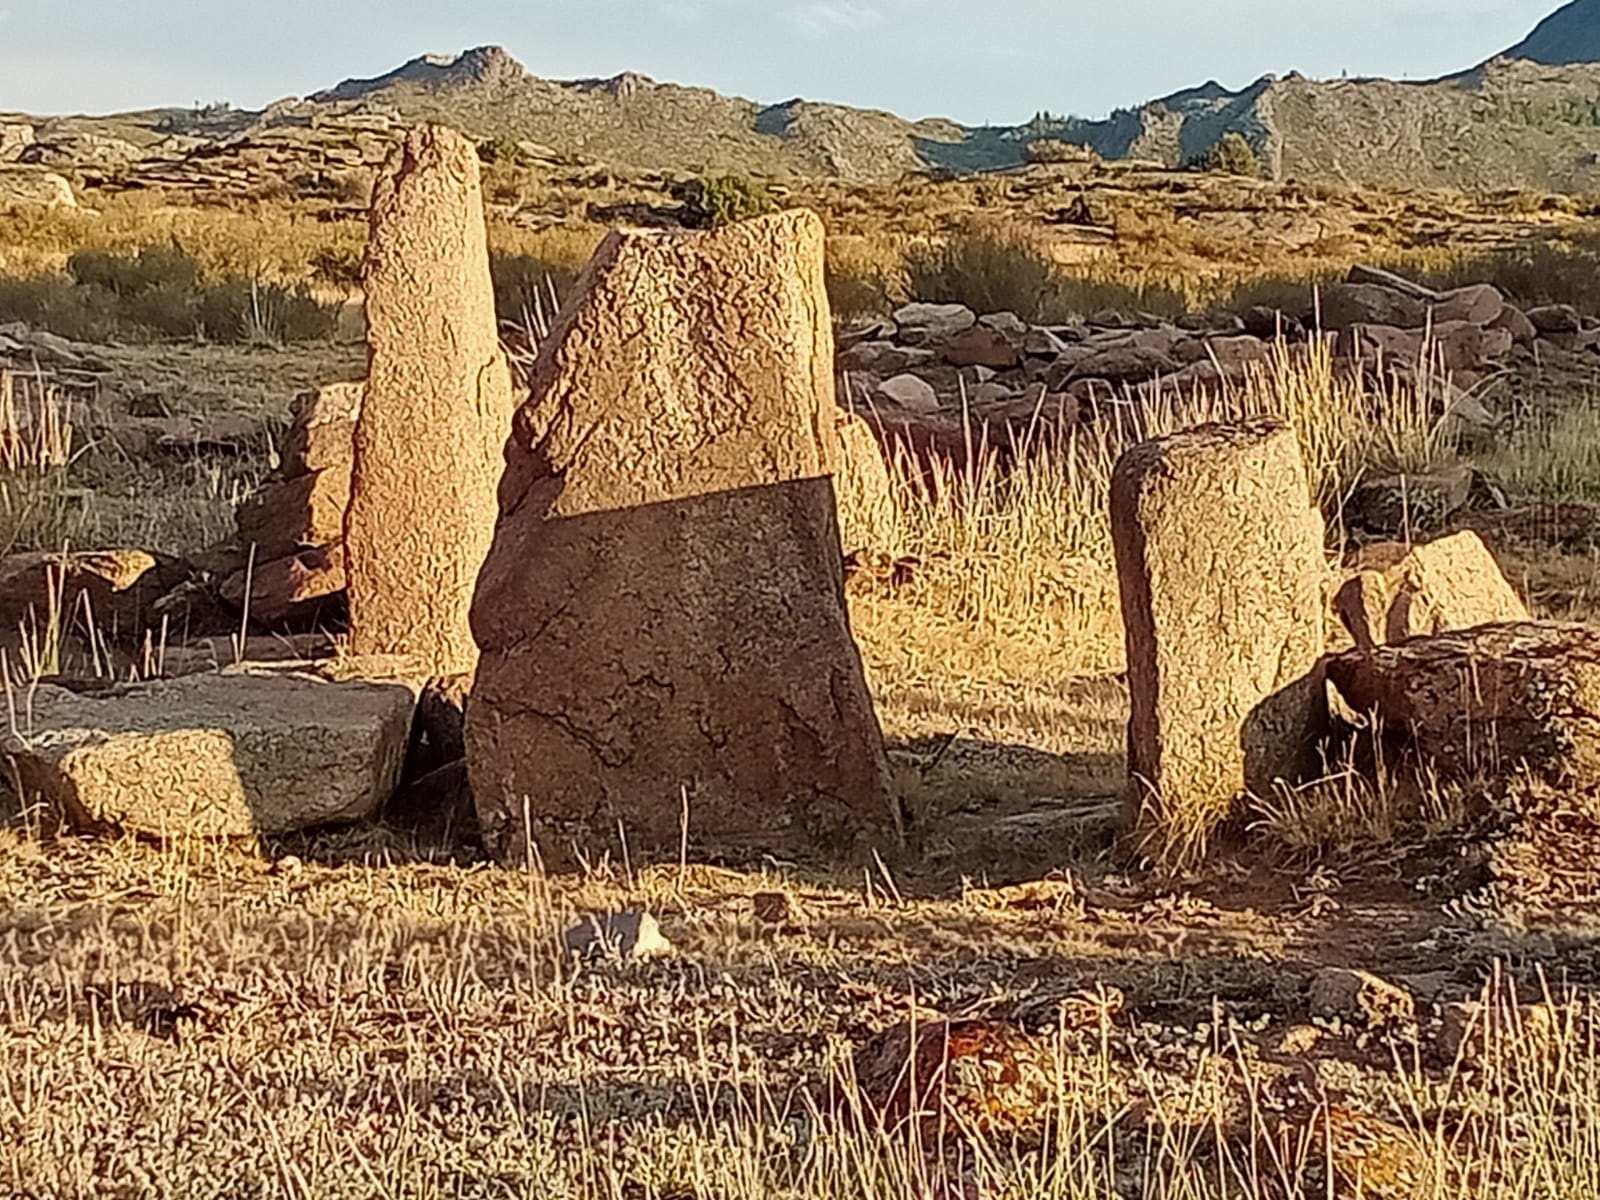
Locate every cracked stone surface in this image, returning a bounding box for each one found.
[467,209,897,868]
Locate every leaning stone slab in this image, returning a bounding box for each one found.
[1335,531,1529,651]
[1,669,416,838]
[467,209,897,867]
[1327,621,1600,785]
[346,124,514,675]
[1111,417,1327,862]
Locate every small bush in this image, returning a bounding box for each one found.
[1026,139,1094,166]
[905,223,1057,320]
[195,279,337,345]
[67,245,199,297]
[1189,133,1262,178]
[676,175,776,229]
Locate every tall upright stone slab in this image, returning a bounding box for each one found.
[346,124,514,674]
[1111,417,1327,864]
[467,210,897,866]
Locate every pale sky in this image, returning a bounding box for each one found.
[0,0,1570,124]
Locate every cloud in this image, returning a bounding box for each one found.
[658,2,704,21]
[789,1,885,36]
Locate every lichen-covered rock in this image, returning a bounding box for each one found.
[1335,531,1529,650]
[1112,418,1328,862]
[467,210,897,867]
[2,670,416,838]
[1327,622,1600,783]
[346,124,514,674]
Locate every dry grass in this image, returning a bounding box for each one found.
[839,338,1454,692]
[1,830,1597,1198]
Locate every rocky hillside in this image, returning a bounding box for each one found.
[12,6,1600,193]
[1503,0,1600,66]
[1048,57,1600,192]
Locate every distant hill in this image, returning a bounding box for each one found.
[1503,0,1600,66]
[16,5,1600,195]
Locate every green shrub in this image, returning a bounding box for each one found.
[676,175,776,229]
[1190,133,1262,178]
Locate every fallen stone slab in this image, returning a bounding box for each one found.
[2,669,416,838]
[1326,622,1600,784]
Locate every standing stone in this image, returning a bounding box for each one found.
[1111,418,1327,863]
[345,124,514,675]
[467,210,897,867]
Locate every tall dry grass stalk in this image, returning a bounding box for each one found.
[0,369,74,474]
[838,338,1455,682]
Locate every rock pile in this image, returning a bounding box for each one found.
[466,209,899,867]
[838,264,1549,471]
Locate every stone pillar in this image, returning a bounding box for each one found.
[345,124,514,674]
[466,209,898,867]
[1111,417,1327,864]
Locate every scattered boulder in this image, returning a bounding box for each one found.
[1347,464,1475,537]
[893,301,976,346]
[2,669,416,838]
[1309,967,1415,1027]
[1525,304,1582,334]
[1067,345,1178,387]
[1111,418,1327,862]
[345,124,515,675]
[1334,532,1529,651]
[1488,303,1538,345]
[1326,622,1600,784]
[1431,283,1504,326]
[234,466,352,563]
[467,210,898,867]
[0,550,181,651]
[219,543,346,629]
[1317,283,1427,331]
[0,169,75,210]
[875,372,941,413]
[836,341,936,376]
[943,324,1021,369]
[281,381,363,476]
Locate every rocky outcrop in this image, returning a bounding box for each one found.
[1112,418,1327,863]
[1334,532,1530,651]
[1327,622,1600,784]
[2,667,417,838]
[345,124,515,674]
[467,210,897,867]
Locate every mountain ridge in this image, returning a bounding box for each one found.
[10,4,1600,192]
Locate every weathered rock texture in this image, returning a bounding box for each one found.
[1111,418,1327,862]
[2,670,416,838]
[1335,532,1530,651]
[224,381,361,628]
[1326,622,1600,784]
[345,124,514,673]
[467,209,896,866]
